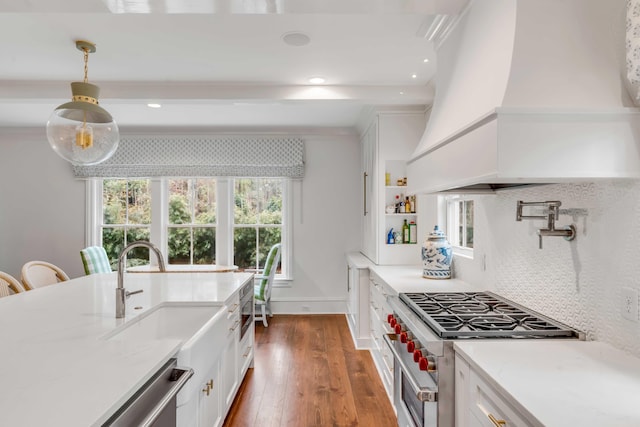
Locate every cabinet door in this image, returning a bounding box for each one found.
[198,360,222,427]
[238,330,254,377]
[222,328,239,411]
[361,119,378,262]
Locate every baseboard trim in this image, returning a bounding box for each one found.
[268,297,347,314]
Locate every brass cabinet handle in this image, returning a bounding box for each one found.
[203,379,214,396]
[243,346,253,357]
[228,303,239,313]
[230,320,241,331]
[488,414,506,427]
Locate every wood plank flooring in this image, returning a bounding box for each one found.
[223,315,397,427]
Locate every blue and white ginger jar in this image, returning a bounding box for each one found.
[422,225,452,279]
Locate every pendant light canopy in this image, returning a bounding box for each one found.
[46,40,119,166]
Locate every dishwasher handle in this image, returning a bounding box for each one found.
[139,367,194,427]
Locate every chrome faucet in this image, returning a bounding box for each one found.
[516,200,576,249]
[116,241,166,318]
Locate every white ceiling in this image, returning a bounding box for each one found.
[0,0,469,130]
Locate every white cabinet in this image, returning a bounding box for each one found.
[455,354,535,427]
[346,253,372,349]
[368,270,395,402]
[361,119,378,262]
[198,358,222,427]
[359,107,426,265]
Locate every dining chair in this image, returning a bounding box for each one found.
[0,271,24,297]
[80,246,112,275]
[254,243,281,327]
[21,261,70,291]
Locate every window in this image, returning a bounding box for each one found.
[446,196,474,257]
[91,177,290,279]
[233,178,282,273]
[101,179,152,268]
[167,178,216,265]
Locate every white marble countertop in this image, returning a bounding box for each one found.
[0,271,253,427]
[369,263,478,294]
[454,340,640,427]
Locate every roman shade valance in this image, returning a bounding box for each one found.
[72,135,305,178]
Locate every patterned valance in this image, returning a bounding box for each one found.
[72,135,305,178]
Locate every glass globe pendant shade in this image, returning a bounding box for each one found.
[46,82,119,166]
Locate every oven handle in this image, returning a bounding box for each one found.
[383,333,437,403]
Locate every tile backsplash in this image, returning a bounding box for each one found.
[453,181,640,357]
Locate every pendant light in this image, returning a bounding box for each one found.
[46,40,119,166]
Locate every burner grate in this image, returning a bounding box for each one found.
[399,291,579,339]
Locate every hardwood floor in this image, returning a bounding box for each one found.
[223,315,397,427]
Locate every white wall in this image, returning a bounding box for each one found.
[0,129,361,314]
[452,181,640,358]
[0,128,86,279]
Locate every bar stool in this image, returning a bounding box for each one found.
[21,261,70,291]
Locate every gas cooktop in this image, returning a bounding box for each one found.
[399,291,582,339]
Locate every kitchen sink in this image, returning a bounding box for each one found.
[102,302,228,406]
[104,303,223,342]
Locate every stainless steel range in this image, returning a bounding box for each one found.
[384,291,584,427]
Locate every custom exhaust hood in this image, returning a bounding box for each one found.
[407,0,640,194]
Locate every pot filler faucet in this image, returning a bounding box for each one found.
[516,200,576,249]
[116,241,166,318]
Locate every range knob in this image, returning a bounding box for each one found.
[418,356,429,371]
[413,349,422,363]
[387,314,394,324]
[389,318,397,328]
[400,332,408,343]
[406,340,415,352]
[394,323,402,334]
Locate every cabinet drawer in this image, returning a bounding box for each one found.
[469,371,534,427]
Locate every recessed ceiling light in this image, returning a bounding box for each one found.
[282,32,311,47]
[399,91,404,95]
[412,74,417,79]
[308,77,326,84]
[423,58,430,63]
[147,103,162,108]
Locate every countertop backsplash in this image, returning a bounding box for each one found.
[452,180,640,358]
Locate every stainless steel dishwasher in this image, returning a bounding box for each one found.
[102,358,193,427]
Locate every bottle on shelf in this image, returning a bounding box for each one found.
[387,228,395,244]
[409,221,417,244]
[405,196,411,213]
[402,219,410,244]
[395,194,400,213]
[399,195,405,213]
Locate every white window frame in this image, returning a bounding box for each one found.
[445,195,474,259]
[86,177,292,281]
[229,177,292,281]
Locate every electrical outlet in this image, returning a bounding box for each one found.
[622,287,639,322]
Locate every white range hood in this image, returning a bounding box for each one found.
[408,0,640,194]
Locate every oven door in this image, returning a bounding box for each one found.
[384,334,437,427]
[239,281,253,341]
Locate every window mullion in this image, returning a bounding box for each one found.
[150,178,165,264]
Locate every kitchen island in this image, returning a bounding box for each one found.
[0,271,253,426]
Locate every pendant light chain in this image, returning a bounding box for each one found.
[83,48,89,83]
